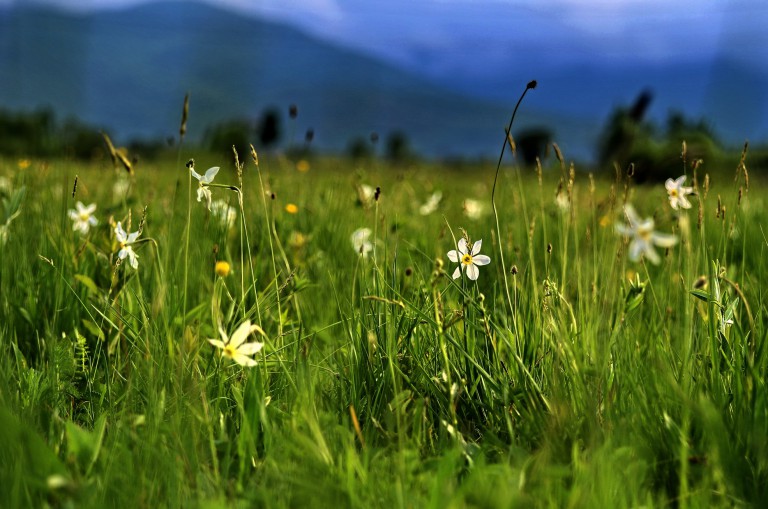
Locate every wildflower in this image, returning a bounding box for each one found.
[357,184,375,207]
[285,203,299,214]
[190,166,220,210]
[68,202,98,235]
[616,204,677,265]
[447,237,491,280]
[113,176,130,200]
[462,198,486,219]
[115,221,140,269]
[208,320,265,367]
[419,191,442,215]
[210,199,237,230]
[665,175,694,210]
[215,260,231,277]
[555,189,570,212]
[351,227,373,257]
[17,159,31,170]
[296,159,310,172]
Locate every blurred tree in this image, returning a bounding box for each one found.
[516,127,552,167]
[385,130,411,162]
[257,108,282,150]
[203,118,254,160]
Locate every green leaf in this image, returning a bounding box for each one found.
[689,289,710,302]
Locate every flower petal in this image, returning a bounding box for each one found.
[203,166,220,183]
[229,320,253,348]
[473,254,491,266]
[651,232,678,248]
[208,339,226,350]
[190,168,203,181]
[457,238,468,255]
[447,250,459,263]
[466,264,480,280]
[665,178,676,191]
[237,341,264,356]
[452,266,462,279]
[643,245,661,265]
[471,239,482,255]
[115,222,127,242]
[623,205,641,227]
[628,239,645,262]
[232,353,258,367]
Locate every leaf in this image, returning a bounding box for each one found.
[74,274,100,295]
[689,289,710,302]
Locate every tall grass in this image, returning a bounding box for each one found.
[0,131,766,508]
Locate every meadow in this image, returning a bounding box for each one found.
[0,130,766,508]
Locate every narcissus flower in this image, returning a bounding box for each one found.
[447,237,491,280]
[68,202,98,234]
[665,175,694,210]
[190,166,220,210]
[208,320,265,367]
[419,191,442,215]
[115,221,140,269]
[616,204,677,265]
[351,227,373,257]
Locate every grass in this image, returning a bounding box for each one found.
[0,139,766,508]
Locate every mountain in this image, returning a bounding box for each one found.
[0,1,603,161]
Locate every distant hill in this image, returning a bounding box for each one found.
[0,1,599,161]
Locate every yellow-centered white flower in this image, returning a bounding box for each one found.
[616,204,677,265]
[447,237,491,280]
[665,175,694,210]
[208,320,265,367]
[68,201,98,234]
[115,221,140,269]
[190,166,220,210]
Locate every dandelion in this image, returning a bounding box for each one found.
[210,199,237,230]
[419,191,442,215]
[665,175,694,210]
[68,202,98,235]
[462,198,486,220]
[285,203,299,214]
[115,221,140,269]
[351,227,374,257]
[215,260,231,277]
[190,166,220,210]
[447,237,491,281]
[616,205,677,265]
[17,159,30,170]
[208,320,265,367]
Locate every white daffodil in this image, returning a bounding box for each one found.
[462,198,487,220]
[351,227,374,257]
[190,166,220,210]
[616,204,677,265]
[115,221,140,269]
[665,175,694,210]
[447,237,491,280]
[68,201,98,235]
[419,191,442,216]
[210,199,237,230]
[208,320,265,367]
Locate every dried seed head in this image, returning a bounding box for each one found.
[71,175,78,199]
[186,159,195,169]
[527,80,537,89]
[374,186,381,201]
[547,243,552,254]
[511,265,518,275]
[693,275,707,289]
[289,104,298,118]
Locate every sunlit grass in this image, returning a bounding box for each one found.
[0,143,766,508]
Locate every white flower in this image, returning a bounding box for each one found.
[462,198,487,220]
[616,205,677,265]
[115,221,140,269]
[113,176,130,199]
[419,191,442,215]
[351,227,374,257]
[68,201,98,235]
[210,199,237,230]
[208,320,265,367]
[357,184,376,207]
[447,237,491,280]
[665,175,694,210]
[190,166,220,210]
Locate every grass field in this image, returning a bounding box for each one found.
[1,138,767,508]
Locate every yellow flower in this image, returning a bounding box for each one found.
[296,160,310,172]
[17,159,31,170]
[215,260,231,277]
[285,203,299,214]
